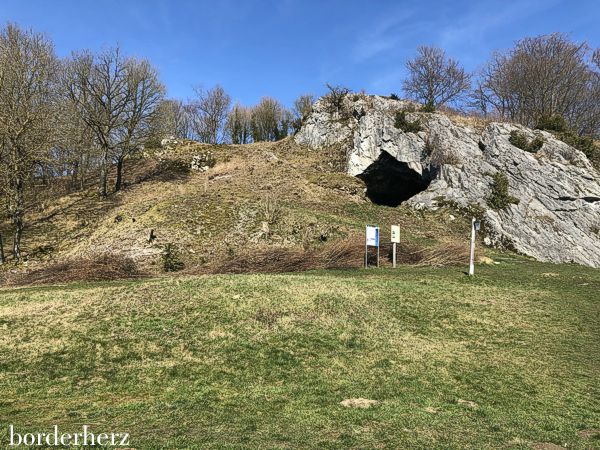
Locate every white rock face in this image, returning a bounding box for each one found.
[295,95,600,267]
[160,136,182,148]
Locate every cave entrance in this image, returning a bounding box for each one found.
[357,151,433,207]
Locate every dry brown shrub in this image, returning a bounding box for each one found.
[0,239,474,286]
[198,237,473,275]
[414,241,472,267]
[388,241,427,265]
[200,238,364,275]
[384,240,471,267]
[443,110,491,132]
[2,254,146,286]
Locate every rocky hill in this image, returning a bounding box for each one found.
[296,95,600,267]
[0,135,479,277]
[2,94,598,276]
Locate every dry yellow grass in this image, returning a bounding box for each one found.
[0,137,483,281]
[444,112,491,132]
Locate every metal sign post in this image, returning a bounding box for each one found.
[365,225,380,268]
[469,218,480,276]
[391,225,400,268]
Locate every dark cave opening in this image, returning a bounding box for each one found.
[357,151,434,207]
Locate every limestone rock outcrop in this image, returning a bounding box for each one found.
[295,95,600,267]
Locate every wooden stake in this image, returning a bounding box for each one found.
[469,217,476,276]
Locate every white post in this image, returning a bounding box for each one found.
[393,242,397,268]
[469,217,476,276]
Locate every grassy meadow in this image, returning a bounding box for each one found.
[0,258,599,449]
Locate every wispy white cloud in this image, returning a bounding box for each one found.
[352,8,417,62]
[437,0,562,59]
[367,69,405,92]
[356,0,563,92]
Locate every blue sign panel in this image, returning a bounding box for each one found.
[366,226,379,247]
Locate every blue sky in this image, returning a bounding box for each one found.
[2,0,599,107]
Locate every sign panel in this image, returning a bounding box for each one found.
[391,225,400,243]
[366,226,379,247]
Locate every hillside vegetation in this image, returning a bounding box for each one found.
[0,137,482,282]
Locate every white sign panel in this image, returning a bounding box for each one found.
[366,226,379,247]
[391,225,400,243]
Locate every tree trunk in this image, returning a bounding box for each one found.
[12,219,23,262]
[41,164,49,186]
[79,153,87,190]
[70,160,79,191]
[114,157,124,192]
[80,159,85,190]
[99,146,109,197]
[0,234,5,264]
[11,177,24,262]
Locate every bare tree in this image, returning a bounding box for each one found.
[151,98,193,141]
[291,93,314,132]
[0,23,58,260]
[403,46,471,109]
[226,102,252,144]
[472,34,600,135]
[251,97,290,142]
[591,49,600,136]
[280,108,294,139]
[470,52,517,120]
[53,95,95,190]
[190,85,231,144]
[593,49,600,70]
[63,47,131,197]
[292,94,314,120]
[323,84,350,115]
[113,58,164,191]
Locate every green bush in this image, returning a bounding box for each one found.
[486,171,520,210]
[528,136,545,152]
[508,130,529,150]
[584,144,600,170]
[535,114,568,132]
[162,243,184,272]
[389,93,400,100]
[159,158,191,177]
[508,130,544,153]
[534,114,599,169]
[556,131,598,163]
[394,111,422,133]
[420,102,436,113]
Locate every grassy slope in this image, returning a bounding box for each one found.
[0,258,598,449]
[0,138,474,273]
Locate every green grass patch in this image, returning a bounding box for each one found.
[0,261,598,448]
